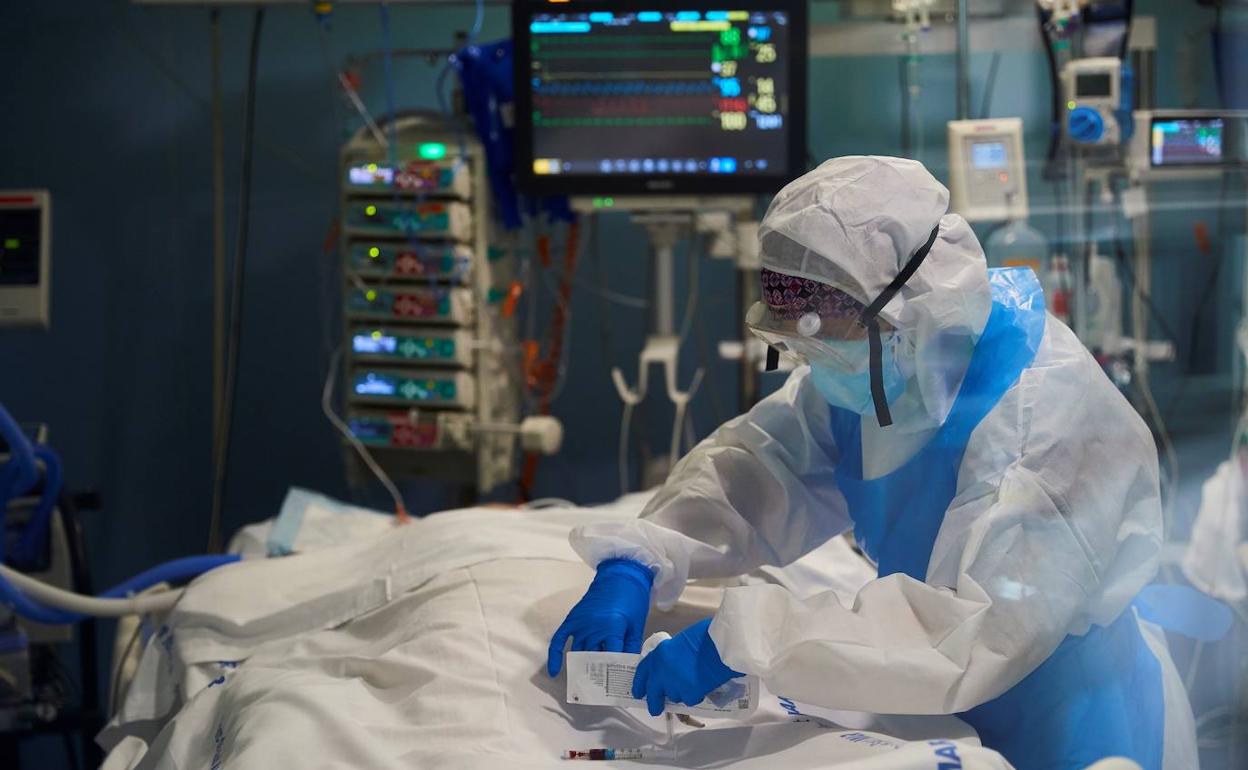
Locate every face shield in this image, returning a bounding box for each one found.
[748,225,941,427]
[745,269,875,371]
[745,302,871,370]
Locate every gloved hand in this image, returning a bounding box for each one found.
[631,618,742,716]
[547,558,654,677]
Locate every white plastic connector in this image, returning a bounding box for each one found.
[433,412,565,455]
[519,416,564,455]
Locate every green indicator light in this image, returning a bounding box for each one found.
[418,142,447,160]
[604,197,614,207]
[365,204,378,216]
[365,290,378,301]
[368,246,381,258]
[366,163,378,172]
[3,238,17,250]
[1067,100,1077,110]
[371,330,382,340]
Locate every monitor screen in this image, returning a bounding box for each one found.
[0,208,41,287]
[1076,73,1113,99]
[971,141,1008,170]
[1151,118,1225,167]
[514,1,807,196]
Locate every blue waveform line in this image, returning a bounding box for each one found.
[532,80,717,97]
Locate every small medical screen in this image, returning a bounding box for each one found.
[0,209,40,286]
[353,333,398,355]
[1151,119,1225,166]
[971,141,1008,170]
[1076,73,1113,98]
[525,8,793,180]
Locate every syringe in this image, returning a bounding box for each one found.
[562,749,645,761]
[561,744,678,761]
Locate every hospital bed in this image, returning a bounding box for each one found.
[96,490,1023,770]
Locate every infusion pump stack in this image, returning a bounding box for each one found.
[337,115,535,497]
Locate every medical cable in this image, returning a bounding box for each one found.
[692,306,727,424]
[1103,187,1180,559]
[61,732,81,770]
[533,226,585,405]
[670,234,706,467]
[317,20,387,149]
[109,619,144,717]
[571,274,647,309]
[979,51,1002,120]
[669,370,704,472]
[321,346,408,520]
[210,9,227,460]
[676,233,705,346]
[618,402,635,495]
[208,6,265,554]
[1105,184,1180,517]
[0,553,239,623]
[1180,173,1232,381]
[519,220,583,498]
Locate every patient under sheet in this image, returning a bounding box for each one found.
[99,491,1014,770]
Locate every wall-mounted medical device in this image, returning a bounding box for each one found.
[947,118,1029,223]
[0,191,50,329]
[1062,57,1123,146]
[1127,110,1248,182]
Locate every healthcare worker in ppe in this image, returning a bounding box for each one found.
[547,157,1197,770]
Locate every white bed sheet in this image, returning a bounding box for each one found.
[98,492,1013,770]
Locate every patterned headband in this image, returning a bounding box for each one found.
[761,268,865,321]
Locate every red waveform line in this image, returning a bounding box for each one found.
[533,94,717,118]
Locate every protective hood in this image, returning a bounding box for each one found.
[758,156,994,428]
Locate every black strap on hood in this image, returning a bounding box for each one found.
[859,224,941,427]
[765,346,780,372]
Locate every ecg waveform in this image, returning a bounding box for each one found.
[534,95,716,118]
[532,81,718,97]
[527,9,792,177]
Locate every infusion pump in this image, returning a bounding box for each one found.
[947,118,1029,223]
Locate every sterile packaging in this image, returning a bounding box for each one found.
[565,651,759,718]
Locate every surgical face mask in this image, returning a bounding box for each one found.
[808,337,907,416]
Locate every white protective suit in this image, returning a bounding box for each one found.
[571,157,1196,768]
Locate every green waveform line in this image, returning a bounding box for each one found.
[541,71,709,80]
[538,49,708,59]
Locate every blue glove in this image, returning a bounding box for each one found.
[547,558,654,677]
[631,618,742,716]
